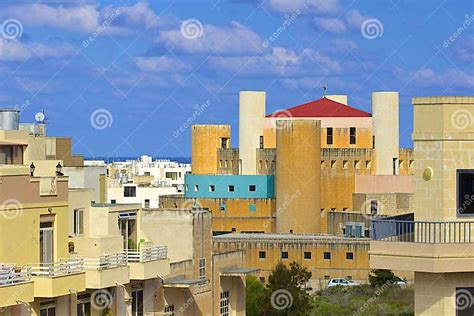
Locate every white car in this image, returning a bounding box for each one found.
[327,278,359,288]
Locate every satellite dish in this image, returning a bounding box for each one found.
[35,112,45,123]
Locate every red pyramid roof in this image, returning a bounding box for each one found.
[266,97,371,118]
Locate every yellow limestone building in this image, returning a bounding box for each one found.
[161,90,415,287]
[370,96,474,315]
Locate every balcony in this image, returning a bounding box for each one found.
[82,252,130,289]
[126,246,170,280]
[0,265,34,308]
[30,259,85,297]
[370,220,474,273]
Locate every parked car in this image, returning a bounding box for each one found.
[327,278,359,288]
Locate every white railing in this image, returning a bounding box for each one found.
[30,258,84,277]
[126,246,167,263]
[82,253,128,270]
[0,265,32,286]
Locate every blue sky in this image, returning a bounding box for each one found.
[0,0,473,157]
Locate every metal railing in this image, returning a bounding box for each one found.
[126,246,167,263]
[82,252,128,270]
[30,258,84,277]
[371,220,474,243]
[0,265,32,286]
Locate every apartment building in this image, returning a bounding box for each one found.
[160,90,416,287]
[0,109,248,315]
[370,96,474,315]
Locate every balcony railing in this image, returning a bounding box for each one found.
[30,258,84,277]
[0,265,32,286]
[82,253,128,270]
[372,220,474,243]
[126,246,167,263]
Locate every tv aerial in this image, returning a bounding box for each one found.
[35,111,46,124]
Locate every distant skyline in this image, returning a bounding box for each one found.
[0,0,473,157]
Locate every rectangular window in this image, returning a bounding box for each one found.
[281,251,288,259]
[458,170,474,215]
[249,185,256,192]
[350,127,356,144]
[366,160,371,169]
[73,209,84,236]
[354,160,360,169]
[164,305,175,316]
[220,291,230,316]
[77,294,91,316]
[259,251,266,259]
[209,185,215,192]
[124,186,136,197]
[304,252,311,259]
[259,135,264,149]
[327,128,333,145]
[199,258,206,280]
[343,160,349,169]
[132,288,144,316]
[194,185,199,192]
[370,200,378,216]
[346,252,354,260]
[221,138,228,149]
[331,160,336,169]
[40,300,56,316]
[228,185,235,192]
[393,158,399,175]
[111,199,117,204]
[323,252,331,260]
[144,199,150,208]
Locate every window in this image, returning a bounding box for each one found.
[324,275,330,280]
[220,291,230,316]
[343,160,349,169]
[321,160,325,168]
[346,252,354,260]
[372,136,375,149]
[194,185,199,192]
[221,138,228,149]
[346,276,353,280]
[40,300,56,316]
[164,305,175,316]
[77,294,91,316]
[354,160,360,169]
[249,185,256,192]
[124,186,136,197]
[304,252,311,259]
[224,160,228,168]
[220,202,226,211]
[343,207,348,212]
[350,127,356,144]
[73,209,84,236]
[323,252,331,260]
[366,160,371,169]
[132,288,143,316]
[327,127,333,145]
[144,199,150,208]
[370,200,378,216]
[199,258,206,280]
[228,185,235,192]
[219,160,223,168]
[259,135,264,149]
[393,158,399,175]
[111,199,116,204]
[259,251,266,259]
[209,185,215,192]
[458,170,474,215]
[259,277,265,283]
[281,251,288,259]
[331,160,337,169]
[259,160,263,169]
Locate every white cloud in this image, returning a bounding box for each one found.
[265,0,340,14]
[135,56,189,72]
[313,17,346,33]
[157,21,263,54]
[0,39,76,61]
[394,67,474,88]
[346,10,370,28]
[455,36,474,62]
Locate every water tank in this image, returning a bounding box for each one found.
[0,109,20,130]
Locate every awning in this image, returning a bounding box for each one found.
[0,141,28,146]
[220,267,260,277]
[163,276,207,288]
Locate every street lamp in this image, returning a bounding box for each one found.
[56,162,63,176]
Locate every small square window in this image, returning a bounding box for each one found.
[343,207,348,212]
[331,160,337,169]
[209,185,215,192]
[111,199,116,204]
[304,252,311,259]
[259,251,266,259]
[194,185,199,192]
[346,252,354,260]
[323,252,331,260]
[259,277,265,283]
[354,160,360,169]
[249,185,256,192]
[346,276,353,280]
[343,160,349,169]
[228,185,235,192]
[281,251,288,259]
[324,275,330,280]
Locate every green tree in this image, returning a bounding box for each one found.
[260,262,312,316]
[368,269,402,287]
[246,275,264,316]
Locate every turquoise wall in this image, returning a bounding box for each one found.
[184,175,275,199]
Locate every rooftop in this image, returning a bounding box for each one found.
[213,233,369,243]
[267,97,371,118]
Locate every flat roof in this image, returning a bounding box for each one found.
[163,276,207,288]
[220,267,259,276]
[213,233,369,243]
[0,141,28,146]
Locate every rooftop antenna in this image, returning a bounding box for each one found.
[323,83,327,98]
[35,109,46,124]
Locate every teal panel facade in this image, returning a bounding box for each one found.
[184,175,275,199]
